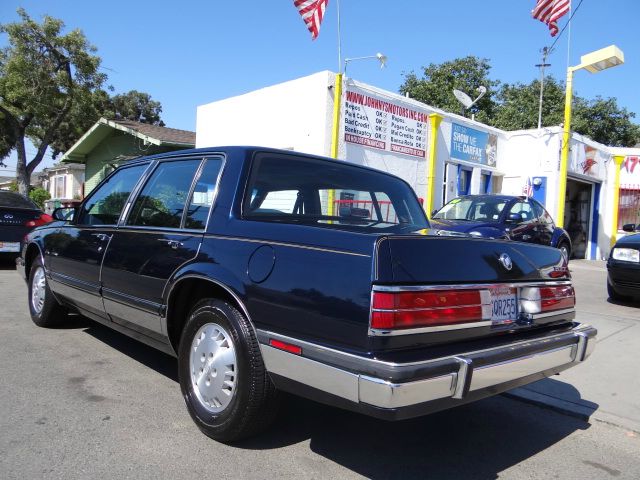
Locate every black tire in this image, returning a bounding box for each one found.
[607,280,628,301]
[27,257,67,327]
[557,241,571,262]
[178,299,279,442]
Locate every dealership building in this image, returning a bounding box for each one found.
[196,71,640,260]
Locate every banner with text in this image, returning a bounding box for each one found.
[344,87,429,158]
[450,123,497,167]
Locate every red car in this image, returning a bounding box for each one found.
[0,191,52,259]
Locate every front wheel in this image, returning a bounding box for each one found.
[557,242,571,262]
[178,299,279,442]
[27,257,67,327]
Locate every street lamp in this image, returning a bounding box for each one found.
[343,52,387,77]
[556,45,624,228]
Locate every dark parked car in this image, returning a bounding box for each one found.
[607,223,640,300]
[431,195,572,259]
[0,191,52,258]
[17,147,596,442]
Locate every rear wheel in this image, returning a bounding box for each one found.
[178,299,279,442]
[28,257,67,327]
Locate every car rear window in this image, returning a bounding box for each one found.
[243,153,429,232]
[0,191,38,209]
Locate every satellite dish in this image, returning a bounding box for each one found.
[453,89,473,109]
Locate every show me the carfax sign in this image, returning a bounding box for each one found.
[450,123,497,167]
[343,86,429,158]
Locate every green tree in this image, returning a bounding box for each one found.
[572,96,640,147]
[108,90,165,126]
[492,76,566,131]
[0,9,107,195]
[28,186,50,208]
[399,56,499,123]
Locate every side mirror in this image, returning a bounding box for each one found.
[506,213,521,223]
[431,209,439,217]
[622,223,638,233]
[52,207,77,222]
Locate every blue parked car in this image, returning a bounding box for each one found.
[431,195,572,259]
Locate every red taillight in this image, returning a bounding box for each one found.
[25,213,53,228]
[540,285,575,311]
[371,290,485,330]
[269,339,302,355]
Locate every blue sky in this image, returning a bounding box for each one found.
[1,0,639,172]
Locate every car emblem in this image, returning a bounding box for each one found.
[3,214,13,219]
[499,253,513,271]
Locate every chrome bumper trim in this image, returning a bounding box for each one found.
[259,324,596,410]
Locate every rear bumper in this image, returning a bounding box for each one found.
[258,324,596,420]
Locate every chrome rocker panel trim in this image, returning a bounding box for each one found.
[258,324,596,411]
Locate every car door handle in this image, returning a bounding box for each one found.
[157,239,183,249]
[91,233,111,242]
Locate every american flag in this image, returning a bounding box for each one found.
[523,177,534,198]
[294,0,329,40]
[532,0,571,37]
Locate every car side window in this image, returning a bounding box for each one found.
[508,201,536,224]
[184,157,224,229]
[533,201,554,225]
[126,159,202,228]
[76,164,148,226]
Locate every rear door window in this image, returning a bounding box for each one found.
[126,160,202,228]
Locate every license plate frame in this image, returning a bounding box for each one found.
[490,286,517,325]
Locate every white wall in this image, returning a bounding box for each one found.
[196,71,334,156]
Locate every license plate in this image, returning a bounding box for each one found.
[490,287,517,325]
[0,242,20,252]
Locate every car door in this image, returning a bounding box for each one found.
[46,163,149,319]
[532,200,554,246]
[505,199,539,245]
[100,156,224,337]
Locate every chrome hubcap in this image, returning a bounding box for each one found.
[31,267,46,314]
[189,322,237,413]
[560,246,569,260]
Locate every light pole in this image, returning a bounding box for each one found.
[557,45,624,228]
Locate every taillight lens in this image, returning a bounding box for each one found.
[520,285,575,314]
[371,290,486,330]
[25,213,53,228]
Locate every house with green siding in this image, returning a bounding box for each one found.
[61,118,195,194]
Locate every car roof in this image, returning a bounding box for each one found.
[120,146,415,184]
[454,194,527,202]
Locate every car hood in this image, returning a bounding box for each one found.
[615,232,640,249]
[429,218,502,233]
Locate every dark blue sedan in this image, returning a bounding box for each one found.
[431,195,572,259]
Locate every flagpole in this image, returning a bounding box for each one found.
[336,0,342,72]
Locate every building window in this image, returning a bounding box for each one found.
[54,175,66,199]
[618,185,640,229]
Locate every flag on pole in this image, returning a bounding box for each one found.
[532,0,571,37]
[294,0,329,40]
[523,177,534,198]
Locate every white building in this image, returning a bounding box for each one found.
[197,71,639,260]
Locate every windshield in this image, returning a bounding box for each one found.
[244,153,429,233]
[0,191,38,209]
[434,197,508,222]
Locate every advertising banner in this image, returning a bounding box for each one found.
[450,123,497,166]
[343,87,428,158]
[569,141,606,179]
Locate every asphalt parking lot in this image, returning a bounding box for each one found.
[0,258,638,480]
